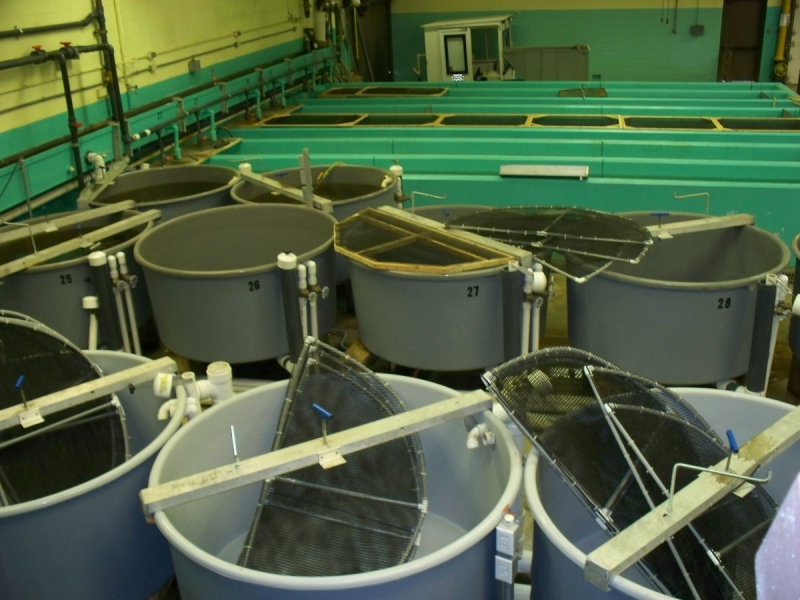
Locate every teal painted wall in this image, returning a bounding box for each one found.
[393,6,784,83]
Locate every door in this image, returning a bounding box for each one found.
[717,0,768,81]
[354,0,393,82]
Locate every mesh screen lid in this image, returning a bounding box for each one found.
[238,338,427,576]
[446,206,653,282]
[0,315,128,506]
[483,347,776,600]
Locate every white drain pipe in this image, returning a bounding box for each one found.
[306,259,319,339]
[116,252,141,356]
[107,254,131,353]
[298,263,309,338]
[520,264,547,354]
[82,296,99,351]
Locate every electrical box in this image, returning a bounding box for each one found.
[422,15,514,82]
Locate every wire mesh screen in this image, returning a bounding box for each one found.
[0,316,128,505]
[483,347,776,600]
[239,339,427,576]
[446,206,652,282]
[335,207,517,274]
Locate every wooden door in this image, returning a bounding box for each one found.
[717,0,768,81]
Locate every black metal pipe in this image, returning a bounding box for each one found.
[89,252,123,350]
[53,50,85,190]
[746,280,778,394]
[73,43,128,140]
[0,120,110,171]
[501,266,523,361]
[0,12,99,40]
[0,52,50,71]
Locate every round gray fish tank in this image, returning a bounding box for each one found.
[91,165,238,221]
[0,209,152,348]
[349,261,517,371]
[0,350,186,600]
[525,387,800,600]
[134,204,337,363]
[232,164,397,221]
[567,212,789,384]
[149,375,521,600]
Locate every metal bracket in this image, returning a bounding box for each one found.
[318,448,347,469]
[18,408,44,428]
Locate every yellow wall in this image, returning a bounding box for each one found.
[392,0,784,13]
[0,0,308,133]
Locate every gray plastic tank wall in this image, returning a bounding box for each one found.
[135,204,337,363]
[91,165,238,221]
[788,234,800,373]
[149,375,521,600]
[0,210,152,348]
[525,387,800,600]
[0,350,186,600]
[349,260,515,371]
[567,212,789,384]
[233,164,397,221]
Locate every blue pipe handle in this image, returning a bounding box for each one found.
[14,375,24,390]
[726,429,739,453]
[312,403,333,420]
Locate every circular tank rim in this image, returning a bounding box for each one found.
[346,254,515,281]
[91,165,240,209]
[523,387,793,599]
[1,210,154,273]
[150,375,522,591]
[0,350,187,518]
[241,164,396,207]
[792,233,800,260]
[133,204,336,279]
[585,212,790,290]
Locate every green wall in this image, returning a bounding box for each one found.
[392,6,783,83]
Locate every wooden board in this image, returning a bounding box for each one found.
[584,403,800,591]
[141,390,494,516]
[0,356,177,432]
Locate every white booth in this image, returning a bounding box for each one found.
[421,15,515,82]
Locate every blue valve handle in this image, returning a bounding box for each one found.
[312,403,333,420]
[650,211,669,217]
[726,429,739,453]
[442,208,450,218]
[14,375,24,390]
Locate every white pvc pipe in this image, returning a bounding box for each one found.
[531,299,542,353]
[82,296,99,351]
[107,255,131,353]
[521,269,534,355]
[297,264,309,338]
[306,260,319,340]
[521,302,532,355]
[88,313,98,351]
[117,252,141,355]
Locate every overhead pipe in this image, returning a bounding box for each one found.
[0,10,100,40]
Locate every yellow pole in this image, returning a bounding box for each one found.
[773,0,793,79]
